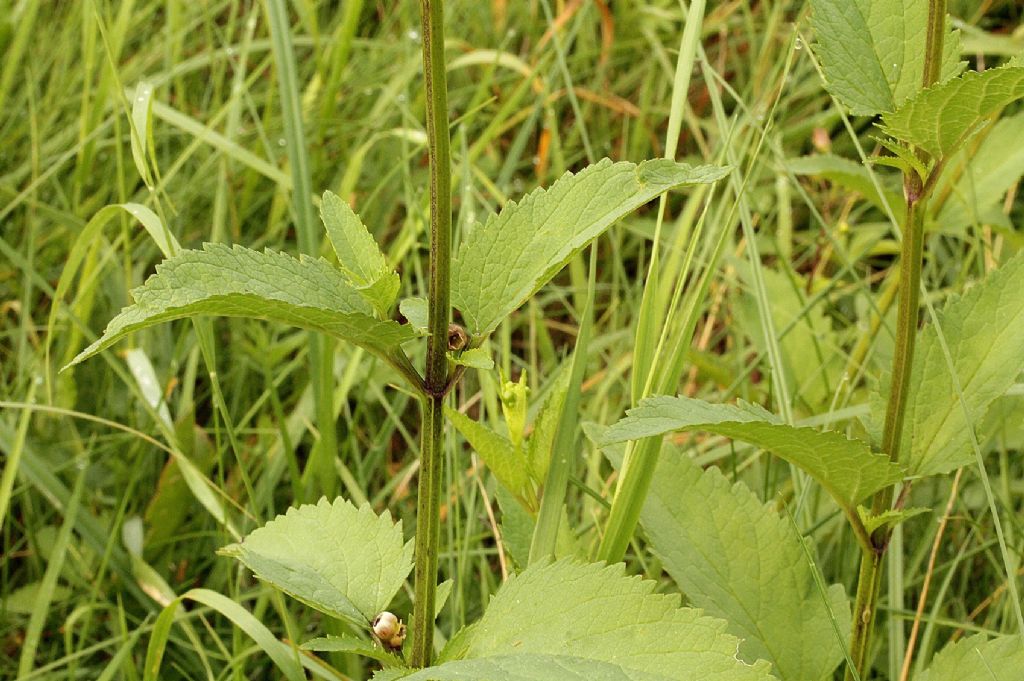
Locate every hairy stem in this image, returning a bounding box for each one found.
[411,394,445,667]
[410,0,452,668]
[845,3,946,677]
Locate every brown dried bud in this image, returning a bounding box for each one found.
[448,323,469,352]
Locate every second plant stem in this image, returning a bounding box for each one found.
[410,0,452,668]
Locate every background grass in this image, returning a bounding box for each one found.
[1,1,1023,679]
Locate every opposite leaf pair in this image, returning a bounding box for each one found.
[65,159,728,393]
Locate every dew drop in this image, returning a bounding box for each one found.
[407,29,420,41]
[794,37,803,50]
[277,138,287,147]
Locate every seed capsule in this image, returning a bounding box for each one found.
[448,323,469,351]
[372,611,400,640]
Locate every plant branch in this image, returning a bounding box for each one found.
[410,0,452,668]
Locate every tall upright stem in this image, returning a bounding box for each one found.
[877,186,926,477]
[846,193,925,681]
[410,0,452,668]
[845,3,945,679]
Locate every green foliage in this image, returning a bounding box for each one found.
[450,159,729,337]
[65,244,417,370]
[856,506,929,535]
[446,407,534,509]
[640,455,849,681]
[447,369,569,511]
[917,634,1024,681]
[436,559,774,681]
[449,347,493,369]
[301,635,404,667]
[935,111,1024,232]
[732,264,843,411]
[400,297,429,332]
[601,396,902,515]
[320,190,400,315]
[11,2,1024,679]
[386,654,681,681]
[144,589,307,681]
[879,66,1024,159]
[809,0,962,115]
[219,498,413,625]
[787,154,903,218]
[898,252,1024,476]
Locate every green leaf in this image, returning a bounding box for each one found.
[917,634,1024,681]
[856,506,929,535]
[144,589,306,681]
[879,66,1024,159]
[2,582,71,614]
[438,559,773,681]
[301,635,403,667]
[219,497,413,624]
[65,244,417,370]
[640,455,849,681]
[872,136,931,179]
[526,367,571,483]
[809,0,962,115]
[399,297,428,333]
[451,159,729,337]
[129,82,156,182]
[389,654,680,681]
[450,347,494,370]
[601,396,902,514]
[899,251,1024,476]
[320,191,400,315]
[446,407,533,506]
[935,111,1024,232]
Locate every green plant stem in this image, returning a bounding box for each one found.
[922,0,947,89]
[847,546,885,680]
[845,188,926,681]
[845,150,929,681]
[410,0,452,668]
[877,190,926,481]
[411,393,445,667]
[845,4,946,677]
